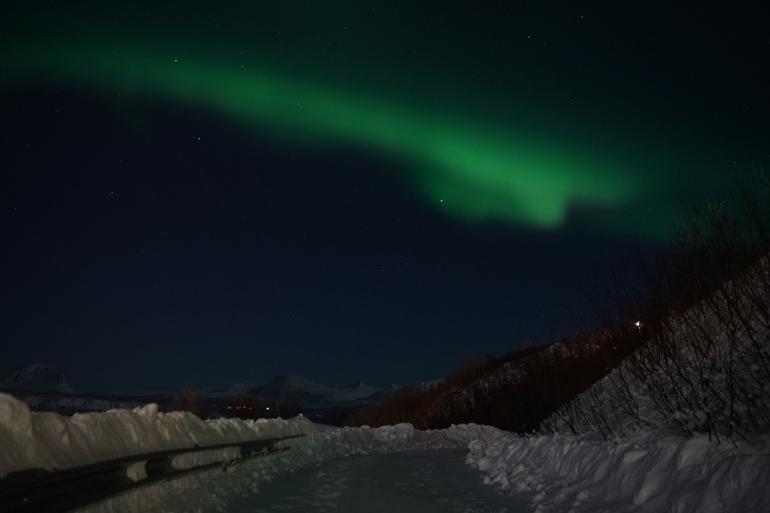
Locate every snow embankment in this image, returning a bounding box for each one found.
[0,391,318,478]
[0,390,492,478]
[0,391,499,512]
[467,429,770,513]
[4,391,769,512]
[541,253,770,440]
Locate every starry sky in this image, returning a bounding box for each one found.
[1,2,768,392]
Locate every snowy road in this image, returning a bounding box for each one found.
[228,449,527,513]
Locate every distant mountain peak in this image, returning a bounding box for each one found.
[1,362,75,394]
[253,374,388,405]
[200,374,397,408]
[204,382,256,398]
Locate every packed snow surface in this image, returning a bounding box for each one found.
[224,449,527,512]
[1,393,769,512]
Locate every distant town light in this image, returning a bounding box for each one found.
[634,321,642,329]
[266,406,270,410]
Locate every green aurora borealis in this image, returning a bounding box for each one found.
[4,2,770,391]
[8,49,646,229]
[2,3,766,241]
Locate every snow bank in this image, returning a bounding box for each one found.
[80,423,499,513]
[5,391,767,513]
[0,391,499,512]
[0,392,500,478]
[542,253,770,440]
[467,429,770,512]
[0,392,316,478]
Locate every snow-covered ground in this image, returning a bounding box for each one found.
[1,392,769,512]
[224,449,527,513]
[467,430,770,513]
[541,254,770,441]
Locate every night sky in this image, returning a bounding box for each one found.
[2,2,768,392]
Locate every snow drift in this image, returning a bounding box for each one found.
[467,429,770,513]
[0,391,314,479]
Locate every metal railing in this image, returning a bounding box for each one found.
[0,434,304,513]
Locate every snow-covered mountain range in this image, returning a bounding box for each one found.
[0,362,74,394]
[204,374,398,407]
[0,363,398,420]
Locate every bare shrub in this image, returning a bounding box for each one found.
[168,387,210,420]
[543,178,770,441]
[351,333,644,433]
